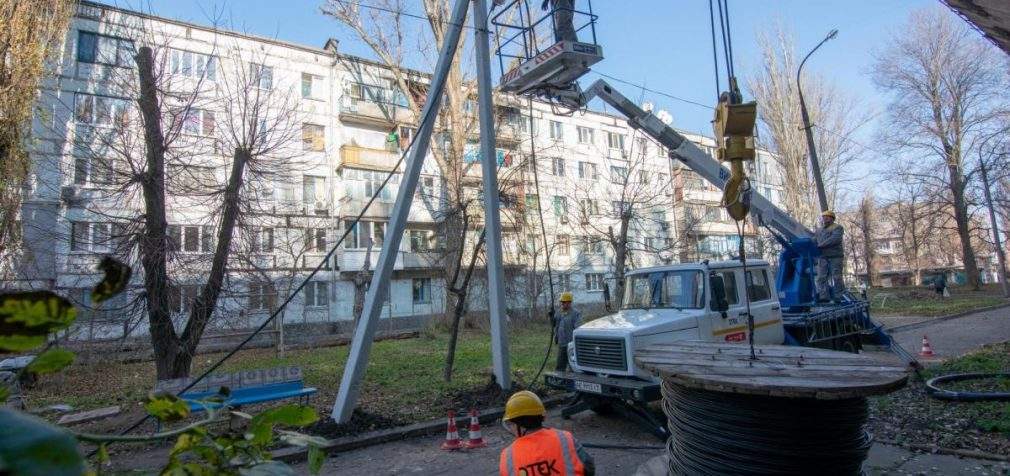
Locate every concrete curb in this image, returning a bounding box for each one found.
[876,439,1010,463]
[273,394,568,464]
[885,302,1010,334]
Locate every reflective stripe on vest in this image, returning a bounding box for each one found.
[499,428,584,475]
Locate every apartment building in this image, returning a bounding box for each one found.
[20,2,787,342]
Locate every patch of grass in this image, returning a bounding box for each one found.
[868,284,1008,317]
[24,320,558,429]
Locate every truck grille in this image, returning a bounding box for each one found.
[575,337,627,372]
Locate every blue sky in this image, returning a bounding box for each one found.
[96,0,952,202]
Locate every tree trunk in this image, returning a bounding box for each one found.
[134,47,183,381]
[176,147,251,375]
[444,227,484,382]
[947,159,981,289]
[980,162,1010,297]
[611,215,631,304]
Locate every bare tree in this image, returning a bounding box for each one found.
[845,192,876,287]
[882,179,939,286]
[1,0,75,277]
[871,7,1009,290]
[748,25,867,227]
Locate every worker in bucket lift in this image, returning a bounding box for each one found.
[815,210,846,302]
[553,292,581,371]
[541,0,577,43]
[499,390,595,476]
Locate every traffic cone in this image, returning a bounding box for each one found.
[440,410,462,451]
[919,335,935,357]
[463,408,487,449]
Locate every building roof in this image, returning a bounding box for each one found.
[943,0,1010,55]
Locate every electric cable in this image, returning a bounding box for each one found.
[95,72,448,454]
[707,0,721,100]
[925,373,1010,402]
[662,381,872,475]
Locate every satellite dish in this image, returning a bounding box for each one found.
[642,101,654,113]
[657,110,673,125]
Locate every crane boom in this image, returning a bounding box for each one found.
[582,79,813,242]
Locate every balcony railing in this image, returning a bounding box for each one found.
[340,145,400,172]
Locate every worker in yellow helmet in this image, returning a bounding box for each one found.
[499,390,595,476]
[815,210,846,303]
[554,292,582,372]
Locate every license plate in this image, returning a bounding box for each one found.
[573,380,602,394]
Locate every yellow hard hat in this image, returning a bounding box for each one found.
[821,210,836,218]
[503,390,546,421]
[559,292,573,302]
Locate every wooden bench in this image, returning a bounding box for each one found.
[154,366,317,412]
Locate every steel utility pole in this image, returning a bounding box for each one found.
[797,28,837,214]
[979,159,1010,297]
[332,0,489,423]
[472,0,511,390]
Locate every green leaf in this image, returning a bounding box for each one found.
[246,405,317,446]
[0,386,9,402]
[91,257,132,304]
[238,461,296,476]
[307,445,324,475]
[25,348,75,375]
[97,443,109,465]
[144,393,190,423]
[0,408,85,476]
[0,291,77,352]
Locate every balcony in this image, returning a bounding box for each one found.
[340,145,400,172]
[337,248,439,272]
[682,188,723,203]
[339,96,415,128]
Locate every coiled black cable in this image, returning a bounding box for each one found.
[662,380,872,475]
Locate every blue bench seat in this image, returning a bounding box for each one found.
[182,381,318,411]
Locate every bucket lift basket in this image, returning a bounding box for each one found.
[491,0,603,95]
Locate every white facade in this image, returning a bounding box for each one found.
[21,2,786,342]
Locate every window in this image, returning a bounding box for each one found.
[549,120,563,140]
[183,109,215,136]
[74,93,129,127]
[398,126,416,150]
[302,123,325,151]
[577,126,593,144]
[524,193,539,210]
[636,137,649,155]
[607,131,626,150]
[746,269,772,301]
[578,161,598,180]
[524,234,538,253]
[302,73,322,99]
[168,225,213,253]
[556,273,571,291]
[304,228,327,252]
[171,165,217,192]
[658,173,668,186]
[304,281,328,307]
[302,175,327,206]
[250,63,273,89]
[170,49,216,80]
[77,31,134,67]
[579,199,600,217]
[348,81,400,105]
[363,170,395,201]
[714,271,740,305]
[638,170,649,184]
[585,273,605,291]
[556,234,570,256]
[412,278,431,303]
[610,166,628,184]
[704,206,722,222]
[409,229,436,252]
[551,158,565,176]
[420,176,435,196]
[70,222,116,252]
[552,196,568,220]
[623,271,705,309]
[168,284,200,314]
[74,156,115,186]
[582,236,603,254]
[612,201,628,217]
[248,282,276,311]
[248,226,274,253]
[344,220,385,249]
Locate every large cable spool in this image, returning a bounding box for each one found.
[635,341,909,476]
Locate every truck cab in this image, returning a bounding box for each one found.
[567,260,785,381]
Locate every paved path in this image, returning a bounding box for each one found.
[886,306,1010,360]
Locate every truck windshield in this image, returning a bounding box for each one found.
[622,270,705,310]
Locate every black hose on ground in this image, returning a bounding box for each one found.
[581,443,665,450]
[925,373,1010,402]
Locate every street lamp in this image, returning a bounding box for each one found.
[797,28,838,214]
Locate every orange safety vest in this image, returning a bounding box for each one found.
[499,427,586,476]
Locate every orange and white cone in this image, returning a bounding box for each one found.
[440,410,462,451]
[919,335,935,357]
[463,408,487,449]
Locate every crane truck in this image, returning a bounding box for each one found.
[538,80,915,439]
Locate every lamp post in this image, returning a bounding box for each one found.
[797,28,838,214]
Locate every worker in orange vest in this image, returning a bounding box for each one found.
[499,390,595,476]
